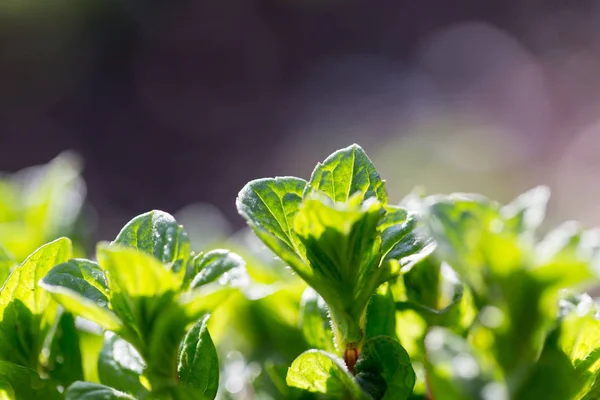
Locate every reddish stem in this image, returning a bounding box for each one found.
[344,346,360,374]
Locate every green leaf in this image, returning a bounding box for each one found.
[355,336,415,400]
[425,194,525,296]
[287,350,369,399]
[177,315,219,399]
[534,222,600,289]
[294,195,387,347]
[41,259,108,305]
[365,284,396,341]
[189,249,248,289]
[96,243,180,328]
[40,259,122,332]
[265,362,317,399]
[179,252,249,321]
[513,327,578,400]
[557,293,600,397]
[113,210,190,269]
[0,238,71,368]
[397,257,473,330]
[0,152,85,262]
[44,311,84,387]
[305,144,387,204]
[97,333,147,397]
[65,381,136,400]
[0,360,60,399]
[379,208,432,264]
[236,177,311,280]
[501,186,550,235]
[425,328,506,400]
[299,288,336,353]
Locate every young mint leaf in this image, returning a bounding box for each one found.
[0,238,71,368]
[94,243,183,362]
[354,336,415,400]
[43,311,84,387]
[425,328,506,400]
[0,360,60,399]
[189,249,247,289]
[299,288,336,353]
[365,284,396,340]
[177,315,219,399]
[65,381,136,400]
[379,207,432,265]
[40,259,123,332]
[286,350,370,399]
[236,177,312,281]
[294,195,385,348]
[304,144,387,204]
[112,210,190,269]
[178,252,249,319]
[97,333,147,397]
[42,259,108,300]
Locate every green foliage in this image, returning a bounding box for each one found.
[0,153,86,262]
[2,145,600,399]
[236,145,600,400]
[237,144,431,370]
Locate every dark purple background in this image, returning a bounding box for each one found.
[0,0,597,237]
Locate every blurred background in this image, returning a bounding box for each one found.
[3,0,600,239]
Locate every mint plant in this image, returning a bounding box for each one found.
[0,208,247,399]
[2,145,600,399]
[237,144,600,400]
[237,144,432,398]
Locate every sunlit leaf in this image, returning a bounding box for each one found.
[113,210,190,270]
[178,315,219,399]
[0,238,71,368]
[236,177,312,280]
[287,350,369,399]
[305,144,387,204]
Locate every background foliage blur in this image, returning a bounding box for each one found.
[3,0,600,238]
